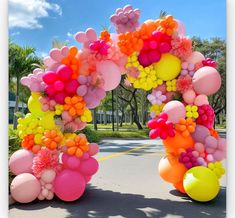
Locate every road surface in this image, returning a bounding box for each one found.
[9,138,226,218]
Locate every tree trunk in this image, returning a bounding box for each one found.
[13,77,20,129]
[116,90,119,131]
[120,109,124,127]
[93,109,98,130]
[130,110,133,125]
[104,110,107,125]
[111,90,115,131]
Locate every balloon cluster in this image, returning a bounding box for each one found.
[112,5,225,202]
[9,14,128,203]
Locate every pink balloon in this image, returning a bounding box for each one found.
[186,51,205,65]
[61,46,69,56]
[205,136,217,150]
[41,169,56,183]
[50,48,63,62]
[20,77,30,86]
[10,173,41,203]
[96,60,121,91]
[194,94,209,106]
[162,101,186,124]
[66,155,81,170]
[182,89,196,104]
[85,28,97,41]
[88,143,100,156]
[194,142,205,153]
[54,169,86,201]
[79,157,99,176]
[191,125,210,143]
[76,85,88,96]
[155,84,167,94]
[57,65,72,82]
[193,66,222,96]
[175,19,186,36]
[75,32,87,43]
[9,149,34,175]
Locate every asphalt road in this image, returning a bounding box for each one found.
[9,138,226,218]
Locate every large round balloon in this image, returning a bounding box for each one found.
[154,53,181,81]
[162,100,186,124]
[192,66,221,95]
[96,60,121,91]
[10,173,41,203]
[158,154,187,184]
[186,51,205,65]
[191,124,210,143]
[54,169,86,201]
[183,166,220,202]
[9,149,34,175]
[28,92,46,117]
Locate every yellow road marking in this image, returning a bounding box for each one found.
[98,144,153,162]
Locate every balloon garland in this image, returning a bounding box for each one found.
[9,4,225,203]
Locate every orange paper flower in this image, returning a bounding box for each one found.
[63,95,86,117]
[65,135,89,157]
[158,15,178,36]
[61,46,80,79]
[175,118,196,137]
[100,30,111,42]
[42,130,62,150]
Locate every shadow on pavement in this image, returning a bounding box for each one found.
[10,185,226,218]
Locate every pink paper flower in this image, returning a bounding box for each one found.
[176,75,192,93]
[170,35,192,60]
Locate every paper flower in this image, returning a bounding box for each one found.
[55,104,64,115]
[89,39,110,56]
[42,130,62,150]
[166,79,177,92]
[21,134,40,153]
[208,161,225,179]
[110,5,140,34]
[63,96,86,117]
[100,30,111,42]
[157,15,178,36]
[181,62,195,77]
[32,148,60,178]
[175,118,196,137]
[65,134,89,158]
[185,105,199,119]
[170,35,192,60]
[176,75,192,93]
[81,108,92,123]
[179,148,199,169]
[196,104,215,128]
[147,90,166,105]
[147,112,175,139]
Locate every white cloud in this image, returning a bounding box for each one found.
[67,32,73,38]
[9,0,62,29]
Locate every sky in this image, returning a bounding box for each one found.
[9,0,226,58]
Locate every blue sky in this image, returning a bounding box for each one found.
[9,0,226,57]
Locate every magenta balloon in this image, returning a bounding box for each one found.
[66,156,81,170]
[54,92,67,104]
[10,173,41,203]
[65,80,79,94]
[148,50,161,63]
[191,125,210,143]
[9,149,34,175]
[96,60,121,91]
[192,66,221,96]
[57,65,72,82]
[54,169,86,201]
[54,81,65,91]
[162,100,186,124]
[43,71,58,84]
[79,157,99,176]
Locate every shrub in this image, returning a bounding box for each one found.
[79,126,101,143]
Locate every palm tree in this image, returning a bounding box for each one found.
[9,42,42,128]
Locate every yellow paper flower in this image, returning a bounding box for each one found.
[166,79,177,92]
[55,104,64,115]
[150,104,165,116]
[81,108,93,123]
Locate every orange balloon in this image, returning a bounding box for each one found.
[173,181,186,194]
[163,131,194,156]
[158,154,187,184]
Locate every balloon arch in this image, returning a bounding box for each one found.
[9,5,226,203]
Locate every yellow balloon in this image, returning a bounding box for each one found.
[183,166,220,202]
[27,92,46,117]
[154,53,181,81]
[39,111,55,130]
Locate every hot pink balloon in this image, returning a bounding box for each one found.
[162,101,186,124]
[9,149,34,175]
[79,157,99,176]
[88,143,100,156]
[54,169,86,201]
[10,173,41,203]
[96,60,121,91]
[193,66,221,96]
